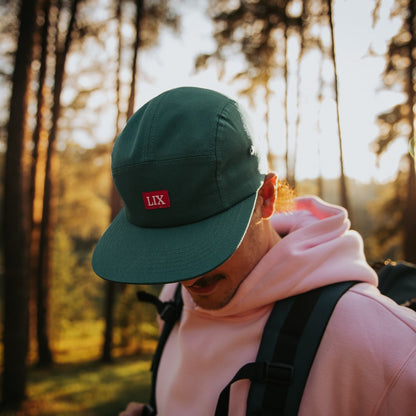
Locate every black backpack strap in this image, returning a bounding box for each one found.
[137,284,183,415]
[215,281,355,416]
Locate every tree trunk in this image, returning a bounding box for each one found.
[403,0,416,262]
[283,23,291,185]
[29,0,51,365]
[102,0,123,363]
[102,0,143,362]
[29,0,50,227]
[293,11,307,189]
[127,0,143,120]
[404,154,416,262]
[36,0,79,366]
[327,0,351,216]
[2,0,37,406]
[316,43,325,199]
[264,85,274,170]
[102,185,123,362]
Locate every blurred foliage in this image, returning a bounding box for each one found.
[366,158,410,262]
[57,142,112,243]
[370,0,416,263]
[196,0,329,98]
[0,357,152,415]
[43,141,162,360]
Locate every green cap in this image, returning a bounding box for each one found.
[92,87,264,284]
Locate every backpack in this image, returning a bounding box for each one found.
[373,260,416,310]
[137,260,416,416]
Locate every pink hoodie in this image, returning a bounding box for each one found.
[156,196,416,415]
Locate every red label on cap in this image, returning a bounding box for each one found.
[142,190,171,210]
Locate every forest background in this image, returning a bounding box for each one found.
[1,0,416,414]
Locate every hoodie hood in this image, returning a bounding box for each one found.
[180,196,378,318]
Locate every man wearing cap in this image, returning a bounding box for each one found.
[92,87,416,416]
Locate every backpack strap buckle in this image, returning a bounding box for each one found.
[159,301,182,324]
[262,361,294,385]
[137,290,182,325]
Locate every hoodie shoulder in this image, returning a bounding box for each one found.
[302,282,416,415]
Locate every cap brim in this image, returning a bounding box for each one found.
[92,193,257,284]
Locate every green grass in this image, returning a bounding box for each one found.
[2,356,152,416]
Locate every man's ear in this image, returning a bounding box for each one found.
[258,173,277,219]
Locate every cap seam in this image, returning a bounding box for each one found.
[215,99,236,207]
[112,154,216,174]
[147,92,169,159]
